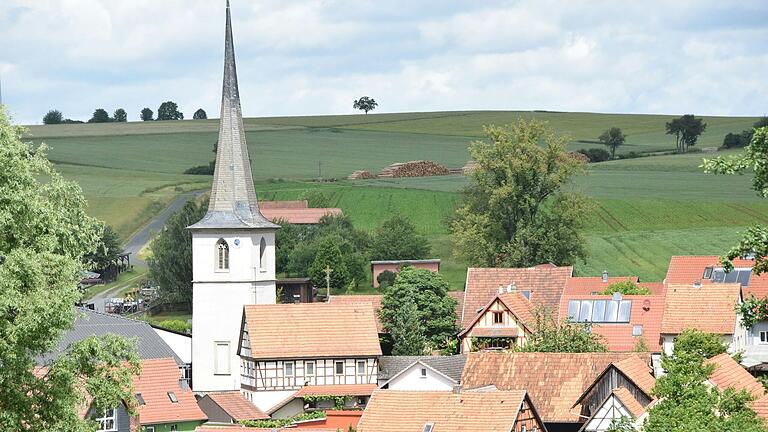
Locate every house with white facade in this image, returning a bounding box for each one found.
[188,0,279,393]
[377,355,466,391]
[659,283,744,356]
[238,302,382,415]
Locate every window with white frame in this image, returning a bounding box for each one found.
[214,341,230,375]
[216,239,229,271]
[357,360,366,375]
[760,331,768,344]
[335,361,344,375]
[95,408,117,431]
[285,362,295,377]
[420,368,427,378]
[306,361,315,376]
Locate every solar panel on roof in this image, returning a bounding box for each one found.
[605,300,619,322]
[568,301,580,321]
[617,300,632,323]
[567,299,631,323]
[579,301,593,322]
[592,300,606,322]
[737,269,752,287]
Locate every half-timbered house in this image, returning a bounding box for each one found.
[458,288,535,353]
[237,302,381,413]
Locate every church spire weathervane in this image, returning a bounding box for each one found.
[190,0,278,230]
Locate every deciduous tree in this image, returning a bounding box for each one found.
[390,299,427,355]
[89,108,111,123]
[0,107,139,431]
[379,267,457,351]
[193,109,207,120]
[308,236,350,291]
[353,96,378,114]
[113,108,127,122]
[520,309,607,353]
[451,120,590,267]
[140,107,154,121]
[148,199,207,308]
[702,127,768,274]
[666,114,707,153]
[598,127,626,159]
[84,223,122,272]
[157,101,183,121]
[42,109,63,125]
[371,214,430,261]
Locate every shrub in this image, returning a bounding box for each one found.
[577,148,611,163]
[601,279,651,295]
[183,161,215,175]
[377,270,397,288]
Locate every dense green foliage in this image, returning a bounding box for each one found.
[353,96,378,114]
[389,298,428,355]
[184,160,215,175]
[578,147,611,162]
[42,109,63,125]
[452,120,589,267]
[309,236,352,291]
[154,319,191,334]
[148,200,207,307]
[380,267,457,351]
[112,108,127,123]
[370,214,430,261]
[157,101,183,121]
[519,309,607,353]
[666,114,707,153]
[738,296,768,329]
[376,270,397,289]
[193,109,207,120]
[0,107,139,431]
[140,107,154,121]
[672,329,727,359]
[242,410,326,428]
[598,127,626,159]
[89,108,111,123]
[84,223,122,272]
[644,333,766,431]
[703,127,768,275]
[601,279,651,295]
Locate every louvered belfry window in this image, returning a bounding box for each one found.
[216,239,229,270]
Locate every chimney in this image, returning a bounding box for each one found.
[179,378,189,391]
[693,280,702,288]
[601,270,609,283]
[498,285,504,294]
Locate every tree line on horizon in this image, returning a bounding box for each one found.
[41,101,208,125]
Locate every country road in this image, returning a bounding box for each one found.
[87,191,202,311]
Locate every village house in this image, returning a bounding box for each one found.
[371,259,440,288]
[259,200,343,225]
[659,283,744,355]
[458,289,536,353]
[460,352,651,432]
[665,255,768,370]
[377,355,466,390]
[196,391,269,424]
[238,302,381,416]
[357,389,547,432]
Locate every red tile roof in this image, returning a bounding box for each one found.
[294,384,377,397]
[328,295,384,332]
[665,255,768,298]
[613,356,656,396]
[133,358,207,425]
[462,266,572,329]
[205,391,268,421]
[558,293,666,352]
[357,389,532,432]
[459,291,535,338]
[460,352,648,423]
[262,208,343,224]
[243,303,382,360]
[612,387,648,418]
[753,395,768,420]
[660,284,740,335]
[705,353,765,399]
[260,200,309,209]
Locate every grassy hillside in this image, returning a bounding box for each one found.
[24,110,764,287]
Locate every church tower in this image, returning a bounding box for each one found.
[189,0,279,392]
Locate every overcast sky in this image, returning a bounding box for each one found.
[1,0,767,124]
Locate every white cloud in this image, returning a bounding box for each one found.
[1,0,766,123]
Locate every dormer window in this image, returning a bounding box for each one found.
[216,239,229,271]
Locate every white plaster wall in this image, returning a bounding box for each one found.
[386,364,455,391]
[153,328,192,364]
[191,229,277,392]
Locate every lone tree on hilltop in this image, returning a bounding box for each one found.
[353,96,378,114]
[140,107,154,121]
[193,109,208,120]
[598,127,626,159]
[113,108,127,122]
[42,109,63,125]
[89,108,111,123]
[157,101,183,121]
[451,119,590,268]
[666,114,707,153]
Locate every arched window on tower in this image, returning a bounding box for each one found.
[216,239,229,271]
[259,237,267,271]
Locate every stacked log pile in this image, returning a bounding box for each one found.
[347,170,375,180]
[378,160,450,178]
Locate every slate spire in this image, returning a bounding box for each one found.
[190,1,277,230]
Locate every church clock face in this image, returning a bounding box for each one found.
[233,238,241,247]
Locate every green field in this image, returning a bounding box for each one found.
[23,111,764,288]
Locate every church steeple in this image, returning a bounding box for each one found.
[190,0,277,230]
